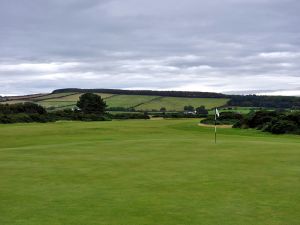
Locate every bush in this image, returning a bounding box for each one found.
[162,113,206,119]
[196,106,208,115]
[202,112,242,125]
[233,110,300,135]
[110,113,150,120]
[0,102,46,114]
[270,120,298,134]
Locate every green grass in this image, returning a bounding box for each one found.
[38,101,77,109]
[37,93,115,109]
[40,93,115,102]
[0,100,27,104]
[0,119,300,225]
[1,93,229,111]
[105,94,159,108]
[32,92,77,101]
[208,107,256,115]
[136,97,229,111]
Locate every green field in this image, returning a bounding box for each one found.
[32,92,77,101]
[0,119,300,225]
[1,92,229,111]
[37,93,115,110]
[136,97,229,111]
[105,94,159,108]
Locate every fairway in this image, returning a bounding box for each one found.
[1,119,300,225]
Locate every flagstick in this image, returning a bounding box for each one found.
[214,108,217,144]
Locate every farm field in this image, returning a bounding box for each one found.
[37,93,115,110]
[104,94,159,108]
[31,92,78,101]
[0,119,300,225]
[136,96,229,111]
[1,92,229,111]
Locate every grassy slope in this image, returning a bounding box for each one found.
[136,97,229,111]
[0,119,300,225]
[32,92,76,101]
[104,94,159,108]
[37,93,115,109]
[1,92,228,111]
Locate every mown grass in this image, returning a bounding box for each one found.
[0,119,300,225]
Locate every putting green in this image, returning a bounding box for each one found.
[0,119,300,225]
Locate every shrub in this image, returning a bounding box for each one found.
[77,93,107,114]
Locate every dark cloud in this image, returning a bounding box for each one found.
[0,0,300,95]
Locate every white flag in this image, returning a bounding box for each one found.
[215,108,220,117]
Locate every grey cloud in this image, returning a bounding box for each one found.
[0,0,300,95]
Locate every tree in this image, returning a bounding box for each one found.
[196,105,208,115]
[160,107,166,112]
[184,105,194,111]
[76,93,107,114]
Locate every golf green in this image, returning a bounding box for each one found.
[0,119,300,225]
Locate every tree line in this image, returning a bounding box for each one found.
[52,88,227,98]
[228,95,300,108]
[0,93,149,124]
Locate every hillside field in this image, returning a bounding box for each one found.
[1,92,229,111]
[0,119,300,225]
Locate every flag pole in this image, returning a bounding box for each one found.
[214,108,217,144]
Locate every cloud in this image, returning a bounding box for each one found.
[0,0,300,95]
[258,52,300,59]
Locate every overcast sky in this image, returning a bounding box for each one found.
[1,0,300,96]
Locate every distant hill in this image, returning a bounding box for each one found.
[53,88,300,109]
[1,88,300,111]
[52,88,227,98]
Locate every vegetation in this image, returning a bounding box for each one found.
[53,88,227,98]
[196,106,208,115]
[0,101,152,124]
[76,93,107,114]
[110,113,150,120]
[184,105,195,111]
[202,111,243,125]
[234,110,300,134]
[53,88,300,109]
[3,89,300,112]
[0,102,54,123]
[1,119,300,225]
[105,95,158,109]
[135,97,228,111]
[228,95,300,108]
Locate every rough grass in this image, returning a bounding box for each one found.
[136,97,229,111]
[0,119,300,225]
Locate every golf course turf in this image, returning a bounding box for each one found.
[0,119,300,225]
